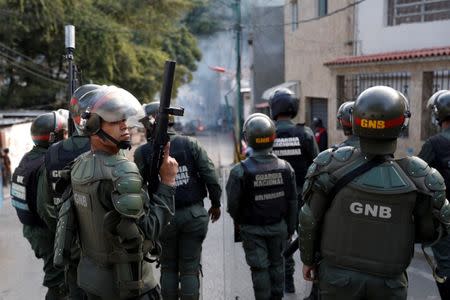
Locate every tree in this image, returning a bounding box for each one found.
[0,0,201,108]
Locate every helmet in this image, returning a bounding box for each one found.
[312,117,323,128]
[79,85,144,136]
[337,101,354,135]
[428,90,450,125]
[243,113,276,150]
[352,86,410,155]
[143,102,160,118]
[426,90,448,110]
[69,84,102,134]
[268,88,299,120]
[31,111,68,148]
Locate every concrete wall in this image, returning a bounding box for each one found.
[357,0,450,55]
[284,0,354,125]
[251,5,285,105]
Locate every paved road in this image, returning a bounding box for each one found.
[0,131,442,299]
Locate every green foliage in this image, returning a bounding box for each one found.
[184,0,224,36]
[0,0,201,108]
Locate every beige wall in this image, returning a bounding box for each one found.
[284,0,354,126]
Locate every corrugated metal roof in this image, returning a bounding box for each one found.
[325,46,450,66]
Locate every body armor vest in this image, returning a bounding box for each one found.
[141,136,207,209]
[320,158,417,277]
[429,134,450,199]
[11,150,46,226]
[45,136,90,206]
[239,156,292,226]
[71,152,153,299]
[273,125,310,188]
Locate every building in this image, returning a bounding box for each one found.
[284,0,450,155]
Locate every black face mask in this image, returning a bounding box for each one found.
[97,129,132,150]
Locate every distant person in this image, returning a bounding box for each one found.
[312,117,328,152]
[2,148,11,186]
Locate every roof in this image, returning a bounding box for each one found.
[325,46,450,66]
[0,118,33,127]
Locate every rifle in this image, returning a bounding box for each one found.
[64,24,80,136]
[148,60,184,194]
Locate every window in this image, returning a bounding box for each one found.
[319,0,328,17]
[291,0,299,31]
[387,0,450,26]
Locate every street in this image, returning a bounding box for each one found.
[0,131,441,299]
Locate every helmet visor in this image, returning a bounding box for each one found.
[91,87,145,128]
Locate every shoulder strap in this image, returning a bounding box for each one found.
[328,156,385,200]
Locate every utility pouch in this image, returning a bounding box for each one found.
[54,187,76,269]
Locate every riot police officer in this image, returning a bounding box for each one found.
[299,86,450,300]
[134,102,222,300]
[66,85,178,299]
[39,84,102,299]
[419,89,450,298]
[336,101,359,148]
[226,113,297,300]
[11,111,68,299]
[268,88,318,293]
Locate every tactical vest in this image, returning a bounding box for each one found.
[273,125,309,188]
[429,134,450,199]
[45,136,90,206]
[71,152,154,299]
[320,159,417,277]
[141,136,207,209]
[11,150,46,226]
[239,156,292,226]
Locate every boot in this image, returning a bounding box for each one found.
[284,275,295,293]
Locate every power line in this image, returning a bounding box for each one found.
[0,49,59,80]
[249,0,367,29]
[0,53,65,86]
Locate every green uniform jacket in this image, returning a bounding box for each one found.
[134,131,222,208]
[226,152,298,235]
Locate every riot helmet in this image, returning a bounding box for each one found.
[312,117,323,129]
[268,88,299,120]
[428,90,450,126]
[337,101,354,136]
[140,101,176,136]
[31,111,68,148]
[78,85,144,149]
[243,113,276,150]
[352,86,410,155]
[69,84,102,134]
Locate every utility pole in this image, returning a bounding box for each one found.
[234,0,243,157]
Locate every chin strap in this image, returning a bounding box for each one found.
[97,129,131,150]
